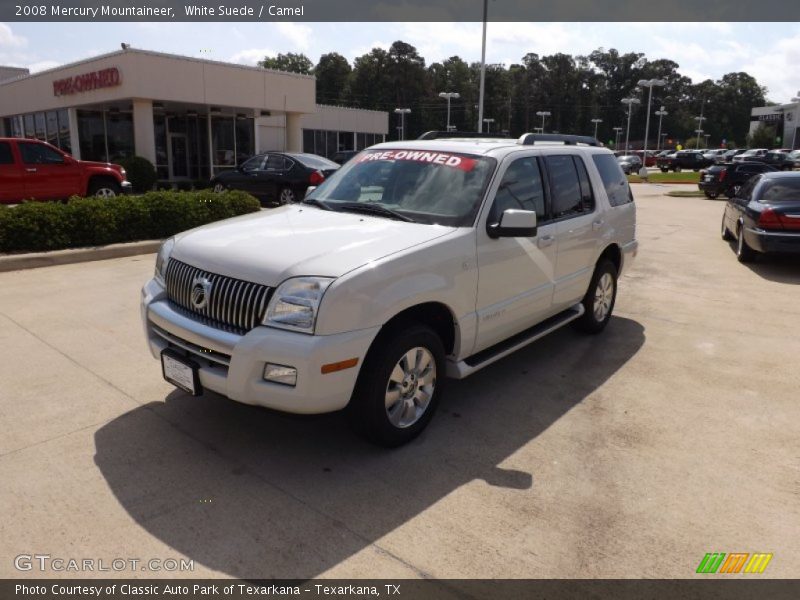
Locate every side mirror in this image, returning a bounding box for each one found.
[487,209,537,239]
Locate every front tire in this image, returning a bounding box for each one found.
[88,179,120,198]
[574,260,618,334]
[348,324,445,447]
[721,214,733,241]
[704,190,719,199]
[212,182,226,193]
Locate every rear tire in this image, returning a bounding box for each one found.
[348,324,445,447]
[278,186,297,204]
[736,223,756,263]
[674,166,682,173]
[574,260,618,335]
[660,168,668,173]
[704,190,718,199]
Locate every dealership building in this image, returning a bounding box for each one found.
[749,102,800,149]
[0,48,388,181]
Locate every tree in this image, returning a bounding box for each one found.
[314,52,351,105]
[747,124,777,149]
[258,52,313,75]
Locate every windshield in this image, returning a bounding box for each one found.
[306,148,497,226]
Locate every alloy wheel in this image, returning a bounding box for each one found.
[384,347,436,429]
[593,272,615,322]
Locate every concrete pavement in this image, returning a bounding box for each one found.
[1,184,798,579]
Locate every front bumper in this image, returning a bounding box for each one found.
[121,180,134,195]
[141,278,380,414]
[744,227,800,255]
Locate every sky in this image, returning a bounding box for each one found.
[2,21,800,103]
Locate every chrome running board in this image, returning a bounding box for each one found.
[446,303,585,379]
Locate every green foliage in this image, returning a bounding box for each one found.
[118,155,158,193]
[0,190,260,253]
[746,124,777,149]
[319,41,767,145]
[259,52,313,75]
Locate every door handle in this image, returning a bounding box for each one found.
[26,168,37,173]
[538,235,555,248]
[592,219,604,230]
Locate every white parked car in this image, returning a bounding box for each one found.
[141,133,638,446]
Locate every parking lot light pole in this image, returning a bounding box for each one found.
[704,133,711,147]
[482,118,495,133]
[536,110,551,133]
[393,108,411,140]
[591,118,602,139]
[655,106,668,151]
[694,99,707,149]
[660,132,668,149]
[613,126,623,149]
[637,79,666,176]
[439,92,460,132]
[621,97,641,154]
[695,129,704,148]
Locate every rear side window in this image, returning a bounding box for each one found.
[592,153,632,207]
[0,142,13,165]
[546,155,594,218]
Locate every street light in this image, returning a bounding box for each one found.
[654,106,668,151]
[694,98,708,149]
[393,108,411,140]
[591,118,602,139]
[621,97,641,154]
[439,91,460,132]
[482,118,495,133]
[636,78,667,176]
[536,110,551,133]
[613,126,623,149]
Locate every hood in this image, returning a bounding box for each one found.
[79,159,123,172]
[171,204,457,286]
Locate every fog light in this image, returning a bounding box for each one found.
[263,363,297,386]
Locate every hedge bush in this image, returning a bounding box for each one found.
[0,190,261,253]
[118,155,158,193]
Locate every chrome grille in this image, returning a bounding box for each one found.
[164,259,272,333]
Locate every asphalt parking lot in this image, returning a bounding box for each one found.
[1,184,798,579]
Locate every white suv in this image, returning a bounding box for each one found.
[141,133,638,446]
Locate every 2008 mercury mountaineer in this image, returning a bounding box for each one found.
[141,133,638,446]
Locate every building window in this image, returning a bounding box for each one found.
[57,110,71,154]
[46,111,59,147]
[211,116,235,171]
[77,110,107,162]
[302,129,314,153]
[23,114,35,138]
[106,111,134,162]
[235,117,254,164]
[34,113,46,141]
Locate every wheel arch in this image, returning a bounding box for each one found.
[598,243,622,274]
[371,301,458,357]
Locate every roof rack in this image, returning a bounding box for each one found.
[417,130,511,140]
[517,133,602,147]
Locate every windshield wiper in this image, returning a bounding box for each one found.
[301,198,332,211]
[334,202,416,222]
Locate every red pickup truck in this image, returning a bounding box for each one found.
[0,137,132,204]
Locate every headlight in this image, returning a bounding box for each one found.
[264,277,334,334]
[154,237,175,284]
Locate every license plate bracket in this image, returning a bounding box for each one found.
[161,349,202,396]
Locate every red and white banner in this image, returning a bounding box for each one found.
[358,150,477,171]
